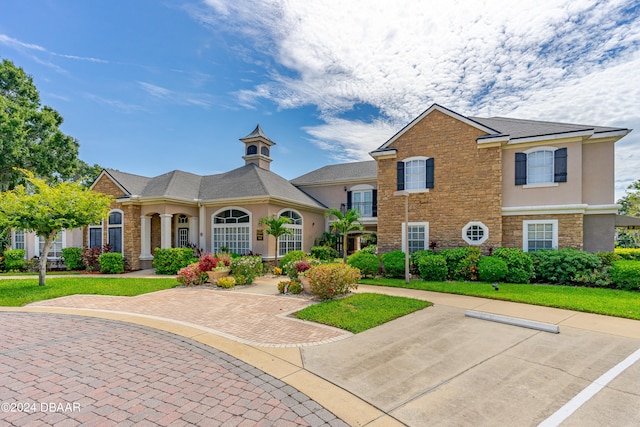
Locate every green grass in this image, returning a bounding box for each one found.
[295,293,432,333]
[0,271,84,276]
[0,277,178,306]
[360,278,640,320]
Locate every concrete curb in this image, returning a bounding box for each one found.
[465,309,560,333]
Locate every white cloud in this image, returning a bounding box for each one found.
[196,0,640,189]
[0,34,45,51]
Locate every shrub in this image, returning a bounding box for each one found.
[307,263,361,300]
[609,260,640,291]
[529,248,602,286]
[347,251,380,277]
[278,250,308,274]
[231,255,263,285]
[197,253,220,272]
[310,246,339,261]
[439,247,481,281]
[597,251,620,267]
[381,250,406,278]
[4,249,26,272]
[493,247,534,284]
[273,266,283,275]
[216,276,237,289]
[176,264,207,286]
[278,280,303,294]
[98,252,124,274]
[410,250,436,268]
[153,248,198,275]
[62,247,84,271]
[478,256,508,282]
[82,245,110,272]
[418,254,448,281]
[614,248,640,261]
[360,245,377,255]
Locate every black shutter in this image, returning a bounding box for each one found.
[554,148,567,183]
[372,189,378,217]
[515,152,527,185]
[397,162,405,191]
[347,191,352,210]
[426,158,435,189]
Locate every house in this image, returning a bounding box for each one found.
[370,104,631,254]
[9,105,632,267]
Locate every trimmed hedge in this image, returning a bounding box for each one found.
[439,247,481,281]
[153,248,198,275]
[310,246,339,261]
[610,260,640,291]
[98,252,124,274]
[62,247,84,271]
[493,248,534,284]
[478,256,508,282]
[614,248,640,261]
[417,254,447,281]
[307,263,360,300]
[381,250,406,278]
[347,251,380,277]
[529,248,602,286]
[4,249,26,272]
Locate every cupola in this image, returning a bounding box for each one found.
[240,124,276,170]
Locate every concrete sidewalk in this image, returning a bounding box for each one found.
[2,276,639,426]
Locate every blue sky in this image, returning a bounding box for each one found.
[1,0,639,200]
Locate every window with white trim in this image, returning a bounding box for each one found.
[397,156,434,191]
[462,222,489,245]
[212,209,251,254]
[352,190,373,217]
[515,147,567,186]
[108,210,123,253]
[38,232,64,259]
[89,222,103,248]
[523,220,558,252]
[177,215,189,248]
[402,222,429,253]
[278,210,302,256]
[13,230,25,250]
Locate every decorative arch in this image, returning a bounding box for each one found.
[246,145,258,155]
[211,207,252,254]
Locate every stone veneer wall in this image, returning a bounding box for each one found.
[90,175,142,270]
[377,109,503,253]
[502,214,584,250]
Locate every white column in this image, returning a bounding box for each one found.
[140,215,152,259]
[160,214,173,249]
[189,217,198,247]
[199,205,206,251]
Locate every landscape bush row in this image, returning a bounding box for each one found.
[0,246,124,274]
[372,247,640,291]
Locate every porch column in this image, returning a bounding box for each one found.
[189,217,198,247]
[199,204,206,251]
[160,214,173,249]
[140,215,152,258]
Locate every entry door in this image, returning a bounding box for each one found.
[178,228,189,247]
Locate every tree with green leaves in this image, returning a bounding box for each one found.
[325,208,364,263]
[0,170,112,285]
[617,179,640,247]
[259,215,293,265]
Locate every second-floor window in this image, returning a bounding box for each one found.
[352,190,372,217]
[397,157,434,191]
[515,147,567,185]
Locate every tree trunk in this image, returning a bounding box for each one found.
[343,233,348,263]
[39,233,55,286]
[274,239,279,266]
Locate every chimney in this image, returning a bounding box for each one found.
[239,124,276,170]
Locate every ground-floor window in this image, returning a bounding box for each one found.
[462,221,489,245]
[89,222,103,248]
[212,208,251,254]
[38,232,64,259]
[13,230,25,250]
[402,222,429,253]
[523,220,558,252]
[278,210,302,256]
[108,210,123,253]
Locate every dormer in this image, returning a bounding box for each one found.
[240,124,276,170]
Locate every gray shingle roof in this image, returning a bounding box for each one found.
[101,165,324,208]
[291,161,377,186]
[470,116,626,140]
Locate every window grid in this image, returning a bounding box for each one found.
[405,159,426,190]
[466,225,484,242]
[212,209,251,254]
[14,230,25,250]
[178,228,189,248]
[352,190,373,217]
[527,150,554,184]
[527,223,554,251]
[408,225,426,253]
[178,215,188,224]
[39,232,63,259]
[108,211,123,253]
[278,211,302,256]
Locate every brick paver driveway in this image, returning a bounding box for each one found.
[0,312,349,426]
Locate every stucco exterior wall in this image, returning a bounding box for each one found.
[376,109,503,253]
[582,142,615,205]
[583,214,615,252]
[502,140,583,207]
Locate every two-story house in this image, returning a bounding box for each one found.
[370,104,631,254]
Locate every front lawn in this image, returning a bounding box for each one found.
[295,293,432,333]
[0,277,178,306]
[360,278,640,320]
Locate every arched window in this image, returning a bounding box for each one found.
[108,210,123,253]
[261,146,269,156]
[278,210,302,256]
[89,221,103,248]
[246,145,258,155]
[212,208,251,254]
[397,156,434,191]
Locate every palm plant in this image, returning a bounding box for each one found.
[325,208,364,263]
[259,215,293,265]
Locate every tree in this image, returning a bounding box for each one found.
[259,215,293,265]
[0,170,112,285]
[0,58,87,191]
[325,208,364,263]
[617,179,640,247]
